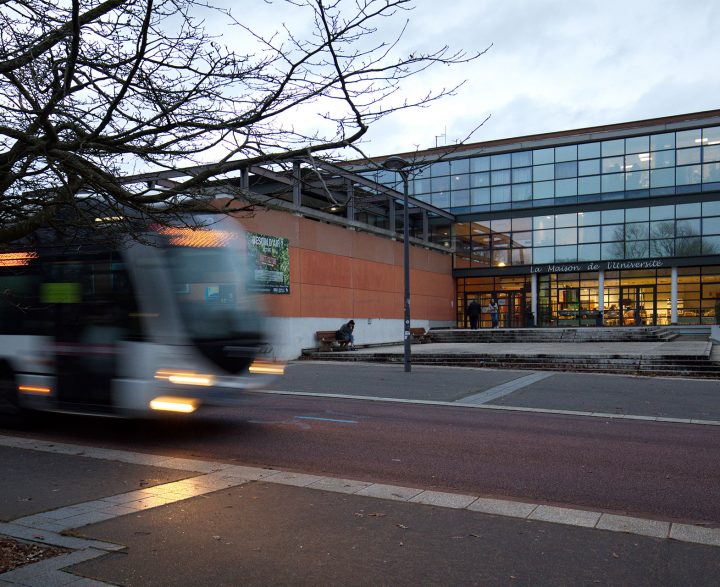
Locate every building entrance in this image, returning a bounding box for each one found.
[462,291,528,328]
[604,285,657,326]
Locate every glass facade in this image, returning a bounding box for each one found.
[453,200,720,269]
[364,115,720,327]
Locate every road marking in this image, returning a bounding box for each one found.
[1,433,720,557]
[295,415,358,424]
[252,389,720,426]
[460,371,554,405]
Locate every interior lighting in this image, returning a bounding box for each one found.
[149,396,199,413]
[155,226,236,248]
[497,262,506,267]
[18,385,51,394]
[155,370,214,386]
[248,360,286,375]
[0,252,38,267]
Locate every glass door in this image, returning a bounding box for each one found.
[619,286,656,326]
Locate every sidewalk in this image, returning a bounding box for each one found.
[1,434,720,586]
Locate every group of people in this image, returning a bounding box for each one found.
[466,297,499,329]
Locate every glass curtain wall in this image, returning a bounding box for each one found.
[534,266,720,326]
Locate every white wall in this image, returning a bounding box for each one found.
[264,317,454,360]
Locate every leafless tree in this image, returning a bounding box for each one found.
[0,0,481,244]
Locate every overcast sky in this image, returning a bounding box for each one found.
[357,0,720,157]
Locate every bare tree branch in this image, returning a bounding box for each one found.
[0,0,484,242]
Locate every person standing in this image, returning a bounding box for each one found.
[489,298,499,329]
[466,298,481,329]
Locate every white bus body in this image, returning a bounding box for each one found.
[0,216,283,418]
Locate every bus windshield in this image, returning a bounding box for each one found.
[166,245,263,342]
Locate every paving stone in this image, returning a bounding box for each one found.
[356,483,423,501]
[596,514,670,538]
[669,523,720,546]
[466,497,537,518]
[306,477,372,494]
[529,505,601,527]
[409,490,477,509]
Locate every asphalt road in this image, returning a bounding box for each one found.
[5,389,720,525]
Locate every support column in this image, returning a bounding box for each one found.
[292,160,302,209]
[531,273,538,326]
[598,270,605,312]
[671,266,678,325]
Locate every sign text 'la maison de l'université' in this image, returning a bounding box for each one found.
[530,259,666,274]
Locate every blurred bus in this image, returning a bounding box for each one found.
[0,214,283,419]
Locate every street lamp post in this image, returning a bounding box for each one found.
[383,156,411,373]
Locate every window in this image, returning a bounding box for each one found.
[601,139,624,157]
[491,153,511,169]
[555,161,578,179]
[704,163,720,183]
[533,181,554,198]
[625,171,649,190]
[512,151,532,167]
[677,147,701,166]
[470,157,490,172]
[451,159,470,174]
[533,148,554,165]
[556,227,577,246]
[534,229,554,246]
[578,226,600,243]
[578,176,600,195]
[651,133,675,151]
[625,136,649,154]
[491,169,511,185]
[470,188,490,206]
[651,150,675,168]
[555,145,577,162]
[471,172,490,187]
[602,157,624,173]
[578,142,600,159]
[677,129,701,148]
[601,174,624,192]
[555,178,577,197]
[578,159,600,176]
[511,183,532,201]
[650,168,674,188]
[452,174,470,190]
[512,167,532,183]
[602,209,624,224]
[533,164,554,181]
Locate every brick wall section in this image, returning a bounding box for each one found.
[235,208,455,321]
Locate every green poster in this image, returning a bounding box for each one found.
[247,232,290,294]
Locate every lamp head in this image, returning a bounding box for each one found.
[382,156,410,171]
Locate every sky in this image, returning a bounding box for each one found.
[355,0,720,157]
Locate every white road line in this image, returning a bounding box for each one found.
[1,433,719,553]
[251,389,720,426]
[459,371,554,404]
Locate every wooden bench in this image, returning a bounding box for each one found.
[315,330,350,351]
[410,327,432,343]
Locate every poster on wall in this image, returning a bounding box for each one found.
[246,232,290,294]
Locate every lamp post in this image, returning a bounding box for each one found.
[383,156,411,372]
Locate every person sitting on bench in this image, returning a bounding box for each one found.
[336,320,356,350]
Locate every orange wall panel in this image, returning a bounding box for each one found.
[300,283,353,317]
[300,250,353,288]
[236,210,455,320]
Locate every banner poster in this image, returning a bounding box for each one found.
[246,232,290,294]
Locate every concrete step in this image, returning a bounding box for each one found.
[302,351,720,378]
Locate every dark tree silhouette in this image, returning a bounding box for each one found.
[0,0,482,243]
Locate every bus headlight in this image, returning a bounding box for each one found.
[248,360,286,375]
[155,370,215,386]
[149,396,199,413]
